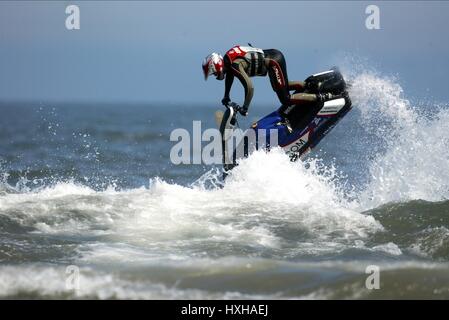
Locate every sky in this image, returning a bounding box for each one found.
[0,1,448,105]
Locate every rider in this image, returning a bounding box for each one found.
[202,44,335,118]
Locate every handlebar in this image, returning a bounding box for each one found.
[224,101,241,111]
[224,101,247,116]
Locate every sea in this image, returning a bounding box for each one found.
[0,69,448,299]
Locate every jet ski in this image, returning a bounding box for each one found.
[218,67,352,172]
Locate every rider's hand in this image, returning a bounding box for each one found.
[239,107,248,116]
[221,97,231,106]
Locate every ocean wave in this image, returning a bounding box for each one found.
[1,67,449,298]
[366,200,449,260]
[1,260,448,299]
[0,150,383,264]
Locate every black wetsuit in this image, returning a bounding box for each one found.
[223,47,319,116]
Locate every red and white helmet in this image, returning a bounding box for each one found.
[202,52,224,80]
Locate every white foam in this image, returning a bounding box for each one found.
[0,149,382,263]
[348,72,449,208]
[372,242,403,256]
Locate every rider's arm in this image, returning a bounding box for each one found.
[224,70,234,100]
[230,59,254,111]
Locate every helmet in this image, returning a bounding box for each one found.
[202,53,224,80]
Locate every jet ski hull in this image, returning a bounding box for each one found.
[220,68,352,170]
[252,95,352,161]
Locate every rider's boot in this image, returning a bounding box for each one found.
[279,106,293,133]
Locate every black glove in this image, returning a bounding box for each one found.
[221,97,231,106]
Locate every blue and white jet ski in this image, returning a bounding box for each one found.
[217,67,352,172]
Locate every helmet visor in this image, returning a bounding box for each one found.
[203,62,216,80]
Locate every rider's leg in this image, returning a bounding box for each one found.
[264,49,290,93]
[288,81,306,92]
[263,50,313,117]
[289,93,318,103]
[265,52,292,115]
[281,93,318,118]
[266,60,290,104]
[264,50,324,121]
